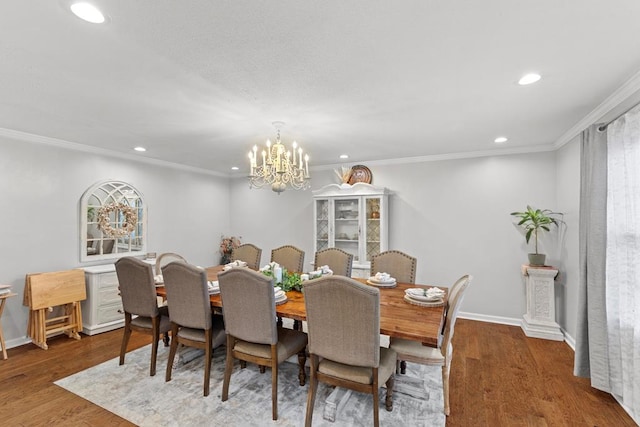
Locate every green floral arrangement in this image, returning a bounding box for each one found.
[261,263,303,292]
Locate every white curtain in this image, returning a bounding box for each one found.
[606,106,640,417]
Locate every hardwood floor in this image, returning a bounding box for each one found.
[0,320,635,426]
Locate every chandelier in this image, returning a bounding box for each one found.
[248,121,310,194]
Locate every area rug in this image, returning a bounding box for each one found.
[55,344,445,426]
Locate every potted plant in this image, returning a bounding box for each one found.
[510,205,563,266]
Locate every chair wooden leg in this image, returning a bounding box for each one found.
[119,314,132,366]
[271,345,278,420]
[298,348,307,386]
[204,330,212,397]
[442,364,450,416]
[400,360,406,374]
[165,323,179,382]
[163,332,170,347]
[304,355,319,427]
[260,365,266,374]
[372,367,380,427]
[222,335,234,401]
[385,374,394,411]
[240,360,247,369]
[150,317,160,376]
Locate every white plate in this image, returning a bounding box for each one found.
[275,294,288,305]
[366,279,397,288]
[274,290,285,299]
[368,276,396,284]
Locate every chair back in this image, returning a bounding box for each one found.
[156,252,187,272]
[115,257,159,318]
[162,262,211,330]
[218,268,277,345]
[314,248,354,277]
[271,245,305,273]
[304,276,380,367]
[440,275,472,357]
[370,250,417,283]
[231,243,262,270]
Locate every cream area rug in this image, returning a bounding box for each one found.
[55,344,445,426]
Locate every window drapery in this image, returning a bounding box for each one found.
[575,107,640,422]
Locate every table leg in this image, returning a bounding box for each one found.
[0,299,7,359]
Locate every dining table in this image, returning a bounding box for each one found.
[156,265,447,348]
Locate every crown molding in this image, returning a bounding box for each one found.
[313,144,556,172]
[554,68,640,149]
[0,127,227,178]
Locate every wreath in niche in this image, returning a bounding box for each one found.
[97,202,138,238]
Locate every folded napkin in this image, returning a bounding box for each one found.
[208,280,219,291]
[406,287,445,298]
[274,290,286,299]
[260,262,280,272]
[373,272,394,283]
[224,260,248,270]
[319,265,333,275]
[154,274,163,283]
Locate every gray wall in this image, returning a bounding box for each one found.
[2,133,582,348]
[229,150,578,335]
[0,135,230,347]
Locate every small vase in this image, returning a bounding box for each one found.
[528,253,546,266]
[220,254,231,265]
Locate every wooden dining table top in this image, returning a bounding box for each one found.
[156,265,447,348]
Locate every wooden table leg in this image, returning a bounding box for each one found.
[0,298,7,359]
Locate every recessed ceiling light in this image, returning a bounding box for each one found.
[518,73,541,85]
[134,146,146,152]
[494,137,508,144]
[70,2,106,24]
[231,166,239,171]
[339,154,349,159]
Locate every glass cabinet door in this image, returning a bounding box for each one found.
[315,199,330,252]
[333,197,360,262]
[364,196,382,263]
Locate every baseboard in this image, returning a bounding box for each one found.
[458,311,522,326]
[6,336,31,350]
[562,328,576,351]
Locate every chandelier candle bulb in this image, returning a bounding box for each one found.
[305,154,309,177]
[292,141,298,165]
[298,148,303,167]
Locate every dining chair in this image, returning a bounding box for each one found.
[304,276,396,427]
[115,257,171,377]
[271,245,305,273]
[370,250,417,283]
[162,261,226,396]
[156,252,187,273]
[231,243,262,270]
[218,267,308,421]
[314,247,354,277]
[389,274,472,416]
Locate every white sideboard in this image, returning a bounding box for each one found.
[82,259,155,335]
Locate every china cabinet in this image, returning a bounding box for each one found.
[312,183,389,277]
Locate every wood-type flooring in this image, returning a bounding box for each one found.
[0,319,636,426]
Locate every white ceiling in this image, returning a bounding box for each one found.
[2,1,640,175]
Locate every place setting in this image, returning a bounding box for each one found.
[223,260,248,271]
[207,280,220,295]
[273,286,287,305]
[366,272,397,288]
[404,286,446,307]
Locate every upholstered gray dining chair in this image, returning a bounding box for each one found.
[370,250,417,283]
[314,247,354,277]
[115,257,171,377]
[218,268,308,421]
[162,262,226,397]
[389,275,472,416]
[231,243,262,270]
[304,276,396,427]
[271,245,305,273]
[156,252,187,272]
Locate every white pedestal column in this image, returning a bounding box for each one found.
[521,265,564,341]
